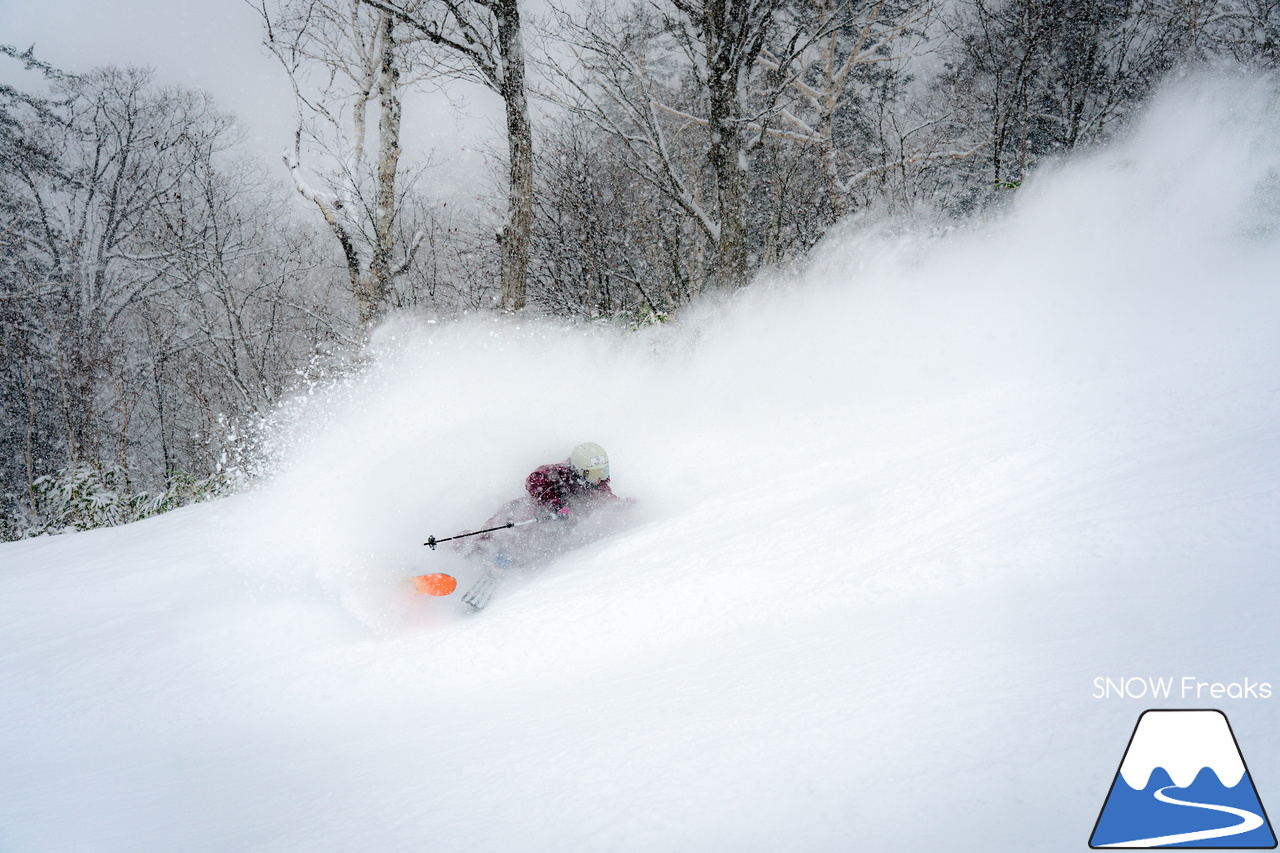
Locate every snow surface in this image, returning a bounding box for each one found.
[4,74,1280,852]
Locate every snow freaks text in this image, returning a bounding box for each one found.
[1093,677,1273,701]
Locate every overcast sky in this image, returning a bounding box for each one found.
[2,0,504,199]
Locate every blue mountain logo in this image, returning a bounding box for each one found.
[1091,709,1276,848]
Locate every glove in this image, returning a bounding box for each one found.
[556,506,573,519]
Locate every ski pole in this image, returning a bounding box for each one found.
[425,515,554,550]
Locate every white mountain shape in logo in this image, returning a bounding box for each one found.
[1119,710,1246,790]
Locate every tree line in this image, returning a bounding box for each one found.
[2,0,1276,536]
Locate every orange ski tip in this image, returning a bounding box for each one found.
[413,573,458,596]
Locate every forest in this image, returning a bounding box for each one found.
[2,0,1277,538]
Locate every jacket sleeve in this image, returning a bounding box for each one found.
[525,466,565,509]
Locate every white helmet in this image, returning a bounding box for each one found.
[570,441,610,484]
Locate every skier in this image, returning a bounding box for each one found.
[455,442,625,609]
[472,441,619,552]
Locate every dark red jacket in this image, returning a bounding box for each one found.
[526,460,615,511]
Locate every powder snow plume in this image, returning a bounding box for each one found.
[224,73,1280,633]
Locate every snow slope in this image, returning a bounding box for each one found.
[4,74,1280,852]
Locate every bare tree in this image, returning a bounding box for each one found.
[357,0,535,311]
[946,0,1184,192]
[754,0,989,222]
[551,0,805,291]
[257,0,434,327]
[0,47,67,517]
[1,54,354,534]
[135,156,353,478]
[4,67,240,474]
[1157,0,1280,65]
[528,113,691,317]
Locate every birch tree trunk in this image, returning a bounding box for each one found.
[358,0,535,312]
[368,9,402,320]
[259,0,432,330]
